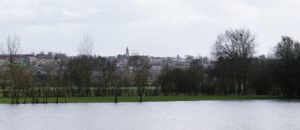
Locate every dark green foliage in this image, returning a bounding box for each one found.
[158,58,205,95]
[209,57,236,95]
[67,55,93,87]
[273,36,300,97]
[248,55,272,95]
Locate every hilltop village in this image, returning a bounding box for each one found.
[0,47,210,85]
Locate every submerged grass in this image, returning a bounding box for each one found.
[0,95,286,104]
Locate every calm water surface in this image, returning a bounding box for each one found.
[0,100,299,130]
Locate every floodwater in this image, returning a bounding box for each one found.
[0,100,299,130]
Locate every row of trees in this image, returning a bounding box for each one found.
[214,30,300,97]
[64,53,150,102]
[1,29,300,104]
[0,34,151,103]
[158,29,300,98]
[158,58,206,95]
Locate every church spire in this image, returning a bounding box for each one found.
[126,47,129,57]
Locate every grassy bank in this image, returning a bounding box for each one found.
[0,95,286,104]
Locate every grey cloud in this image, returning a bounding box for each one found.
[0,0,300,57]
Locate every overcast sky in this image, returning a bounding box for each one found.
[0,0,300,57]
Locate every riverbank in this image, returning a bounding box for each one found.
[0,95,287,104]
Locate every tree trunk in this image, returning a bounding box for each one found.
[139,86,143,102]
[114,86,118,103]
[64,96,67,103]
[45,90,48,104]
[64,91,67,103]
[11,89,14,104]
[56,89,59,104]
[21,88,24,97]
[2,87,4,98]
[237,80,242,95]
[114,93,118,103]
[243,79,246,96]
[23,90,27,104]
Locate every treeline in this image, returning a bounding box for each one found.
[0,34,153,103]
[159,29,300,98]
[0,29,300,104]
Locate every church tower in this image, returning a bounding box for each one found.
[126,47,129,57]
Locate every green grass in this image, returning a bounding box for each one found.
[0,95,286,104]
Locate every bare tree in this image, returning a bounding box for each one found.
[5,35,20,103]
[78,34,94,56]
[213,29,255,59]
[212,29,256,95]
[70,34,95,97]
